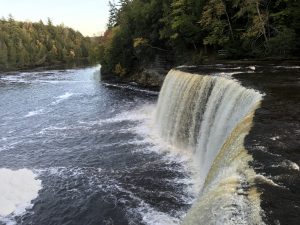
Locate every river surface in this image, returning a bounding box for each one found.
[1,64,299,225]
[0,66,195,225]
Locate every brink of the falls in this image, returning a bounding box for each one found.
[155,69,265,224]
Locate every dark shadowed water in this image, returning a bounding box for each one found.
[2,64,298,225]
[0,66,195,225]
[178,63,300,225]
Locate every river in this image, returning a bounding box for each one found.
[1,64,299,225]
[0,66,195,225]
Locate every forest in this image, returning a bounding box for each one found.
[0,16,100,71]
[99,0,300,77]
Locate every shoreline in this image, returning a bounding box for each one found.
[101,59,300,89]
[0,63,100,75]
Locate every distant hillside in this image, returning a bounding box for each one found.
[0,17,100,71]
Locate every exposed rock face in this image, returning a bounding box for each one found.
[101,54,173,88]
[101,68,167,88]
[126,68,166,87]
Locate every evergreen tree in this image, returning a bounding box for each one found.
[99,0,300,76]
[107,1,118,28]
[0,41,8,69]
[0,17,100,71]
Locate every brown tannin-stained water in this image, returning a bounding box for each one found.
[0,64,299,225]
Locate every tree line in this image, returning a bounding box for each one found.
[99,0,300,77]
[0,16,100,71]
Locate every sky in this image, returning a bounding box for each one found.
[0,0,110,36]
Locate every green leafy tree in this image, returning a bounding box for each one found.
[0,17,100,71]
[107,1,118,28]
[99,0,300,77]
[0,41,8,69]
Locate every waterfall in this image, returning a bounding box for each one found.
[155,70,265,224]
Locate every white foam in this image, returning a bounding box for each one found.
[93,105,198,224]
[24,109,44,118]
[34,102,196,225]
[56,92,74,100]
[38,126,69,135]
[221,67,242,70]
[0,168,42,221]
[52,92,74,104]
[114,184,183,225]
[275,65,300,69]
[0,76,29,84]
[270,136,280,141]
[79,106,154,126]
[102,83,159,95]
[212,70,255,78]
[248,66,256,71]
[176,65,197,69]
[255,174,283,188]
[290,162,300,171]
[0,140,23,153]
[272,160,300,171]
[138,204,181,225]
[35,166,104,179]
